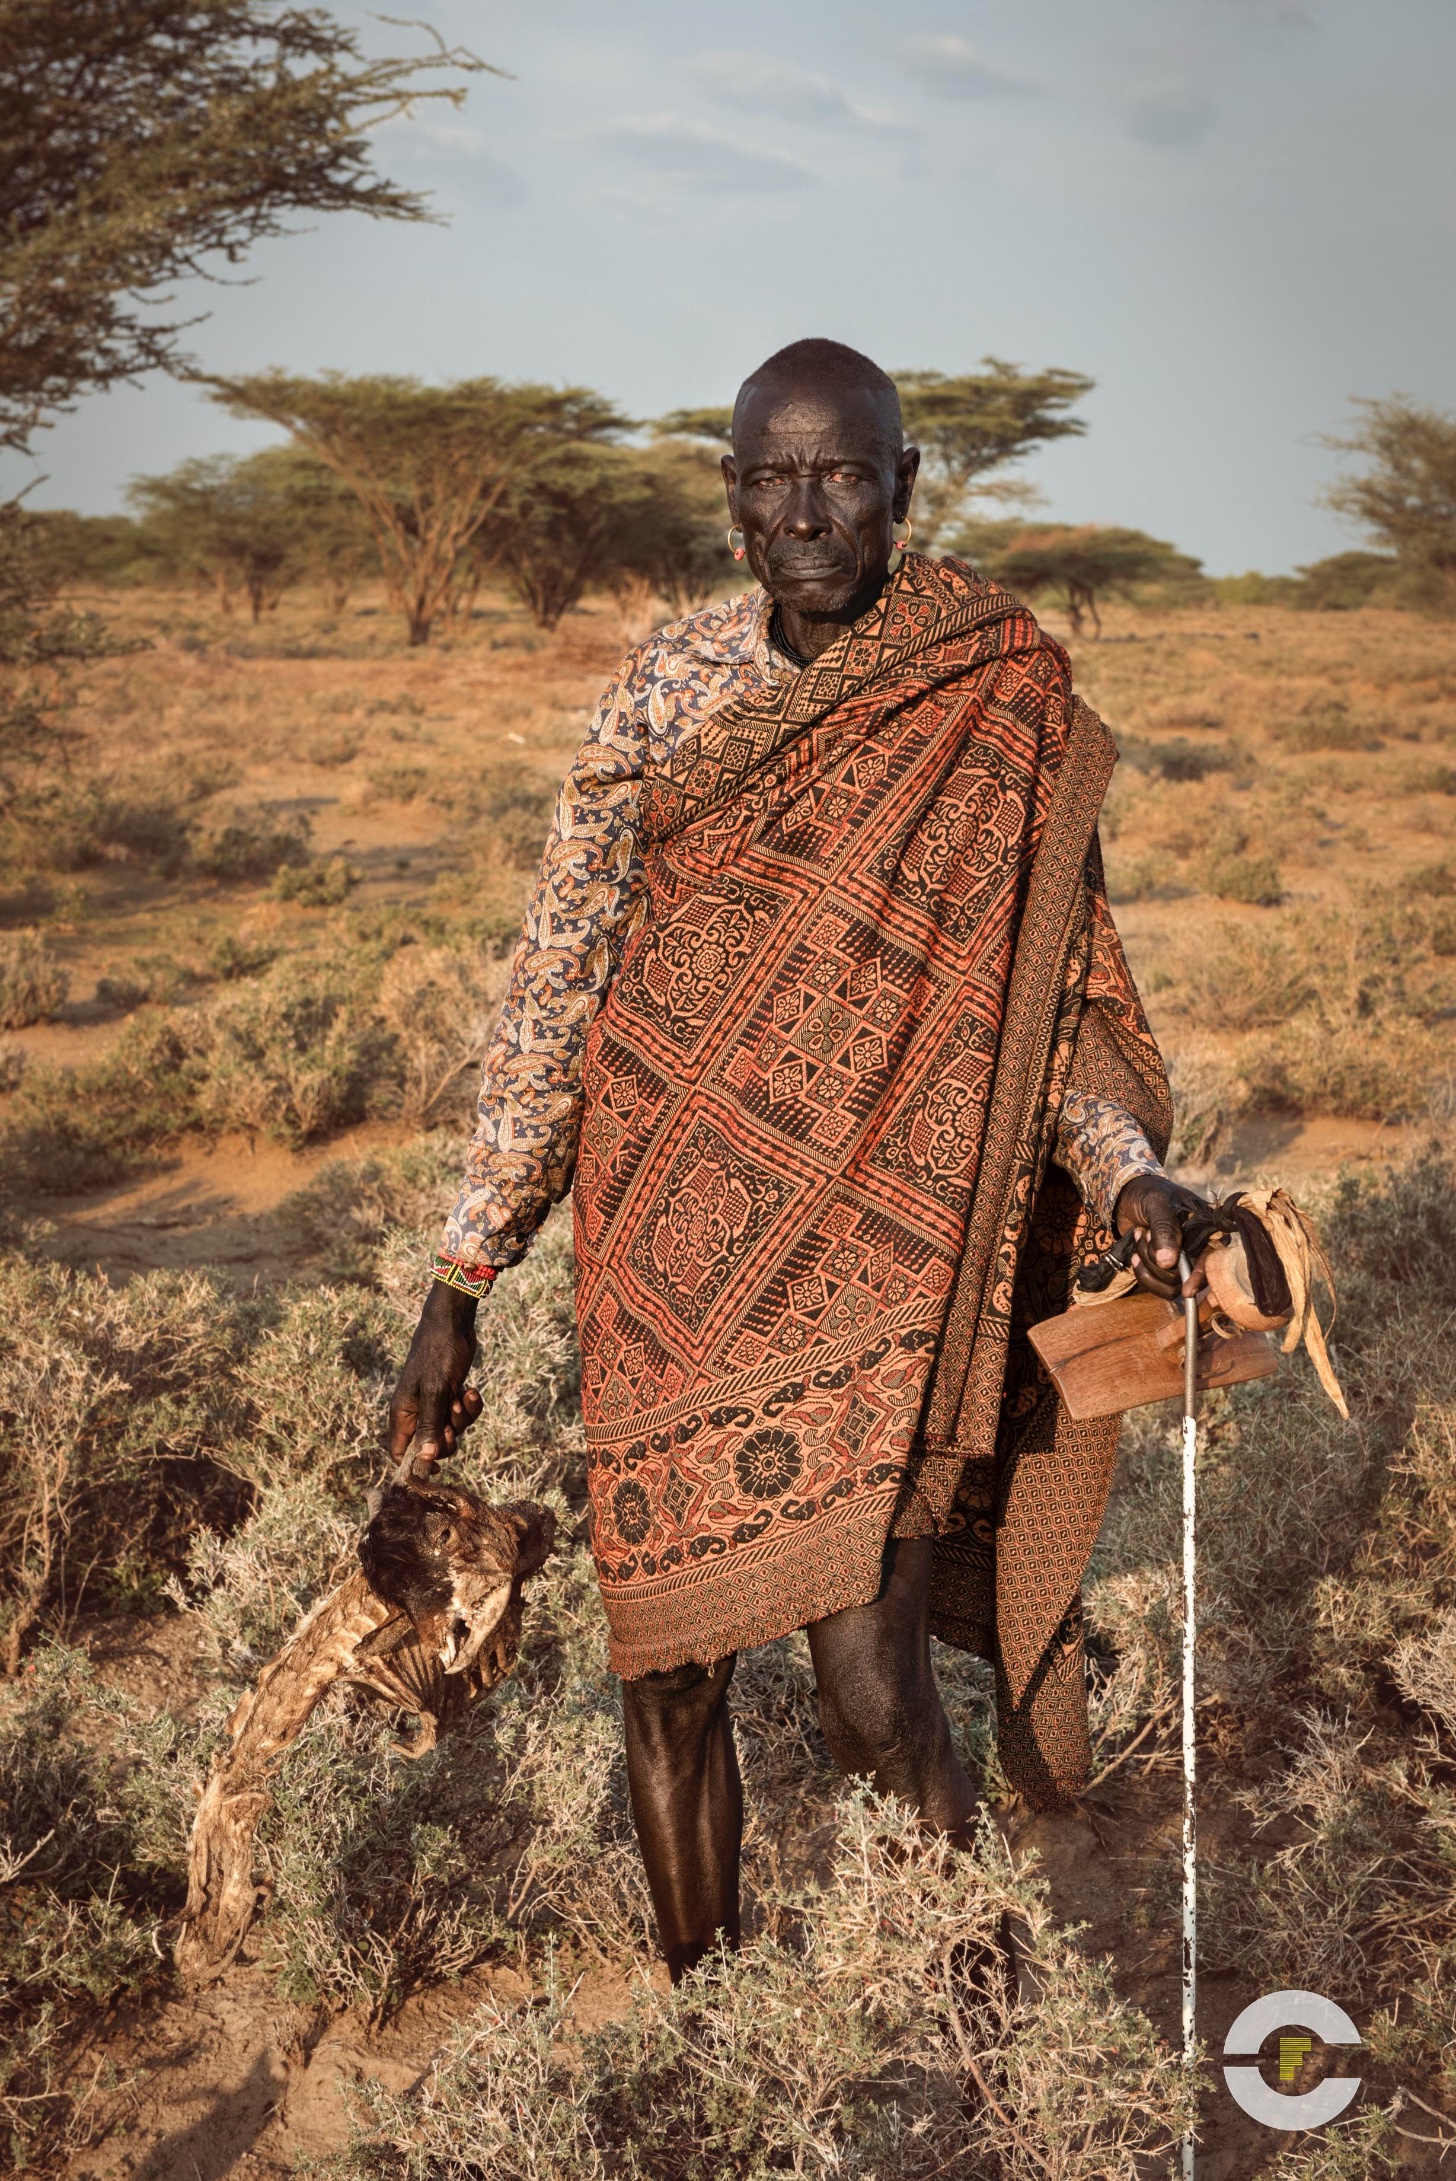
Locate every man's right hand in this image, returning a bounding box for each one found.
[387,1280,484,1479]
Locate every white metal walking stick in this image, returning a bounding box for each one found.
[1179,1248,1199,2179]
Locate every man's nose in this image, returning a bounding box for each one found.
[781,479,831,538]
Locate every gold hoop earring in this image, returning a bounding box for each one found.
[888,518,913,574]
[727,526,746,562]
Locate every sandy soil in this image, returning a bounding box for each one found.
[34,1126,409,1283]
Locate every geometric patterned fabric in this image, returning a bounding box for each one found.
[575,556,1170,1809]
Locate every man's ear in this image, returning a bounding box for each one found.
[894,445,922,523]
[721,452,739,523]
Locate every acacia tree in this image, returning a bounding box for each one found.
[654,407,735,447]
[1321,397,1456,600]
[207,373,629,643]
[895,363,1093,544]
[0,504,126,803]
[963,522,1203,636]
[610,438,736,613]
[0,0,492,452]
[476,437,736,633]
[130,449,318,618]
[259,448,379,612]
[0,3,489,801]
[483,443,646,631]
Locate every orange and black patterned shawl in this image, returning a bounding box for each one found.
[573,555,1169,1805]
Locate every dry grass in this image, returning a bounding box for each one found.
[0,1143,1450,2170]
[346,1795,1193,2181]
[0,580,1454,2173]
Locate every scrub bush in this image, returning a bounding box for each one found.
[377,941,504,1128]
[0,954,406,1191]
[1160,918,1315,1030]
[0,928,68,1029]
[0,1646,207,2163]
[1090,1154,1456,2107]
[273,852,358,906]
[0,1008,208,1188]
[277,1132,464,1287]
[1,1127,1452,2171]
[0,1260,251,1670]
[0,782,195,876]
[1272,699,1385,753]
[1200,847,1284,906]
[197,958,394,1143]
[1121,734,1239,783]
[193,808,311,880]
[1155,897,1455,1117]
[344,1794,1195,2181]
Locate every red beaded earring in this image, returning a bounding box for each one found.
[727,526,746,562]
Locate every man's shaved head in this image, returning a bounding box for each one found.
[722,337,919,659]
[732,338,903,454]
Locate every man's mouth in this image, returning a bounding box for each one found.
[770,549,853,580]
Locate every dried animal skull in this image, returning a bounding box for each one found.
[175,1483,555,1981]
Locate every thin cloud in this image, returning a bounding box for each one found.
[384,116,528,207]
[685,51,904,132]
[586,117,814,193]
[1124,83,1216,146]
[898,36,1037,99]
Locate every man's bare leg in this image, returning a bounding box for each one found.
[621,1655,743,1981]
[807,1536,980,1841]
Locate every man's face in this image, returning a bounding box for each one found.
[722,385,919,620]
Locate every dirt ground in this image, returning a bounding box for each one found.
[6,579,1453,2177]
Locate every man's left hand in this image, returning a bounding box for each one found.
[1113,1173,1207,1300]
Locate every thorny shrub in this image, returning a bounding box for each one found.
[2,1155,1455,2166]
[377,942,507,1129]
[196,958,394,1145]
[1148,894,1456,1120]
[0,1261,251,1672]
[0,781,196,878]
[1090,1152,1456,2113]
[273,852,358,907]
[0,1262,399,1674]
[277,1133,465,1288]
[0,1646,210,2165]
[0,929,67,1031]
[344,1794,1196,2181]
[0,931,516,1190]
[192,806,310,880]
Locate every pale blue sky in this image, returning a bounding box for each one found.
[8,0,1454,572]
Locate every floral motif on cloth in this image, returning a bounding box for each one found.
[441,587,1161,1273]
[436,559,1173,1805]
[561,559,1169,1720]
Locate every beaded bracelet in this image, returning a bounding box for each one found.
[430,1252,498,1302]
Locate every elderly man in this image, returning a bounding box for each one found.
[389,338,1194,1980]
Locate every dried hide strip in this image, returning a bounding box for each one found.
[175,1484,555,1982]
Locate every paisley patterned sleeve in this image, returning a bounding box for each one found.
[438,668,651,1275]
[1053,1092,1166,1230]
[1052,842,1171,1227]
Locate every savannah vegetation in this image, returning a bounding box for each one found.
[0,546,1453,2178]
[3,3,1456,2172]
